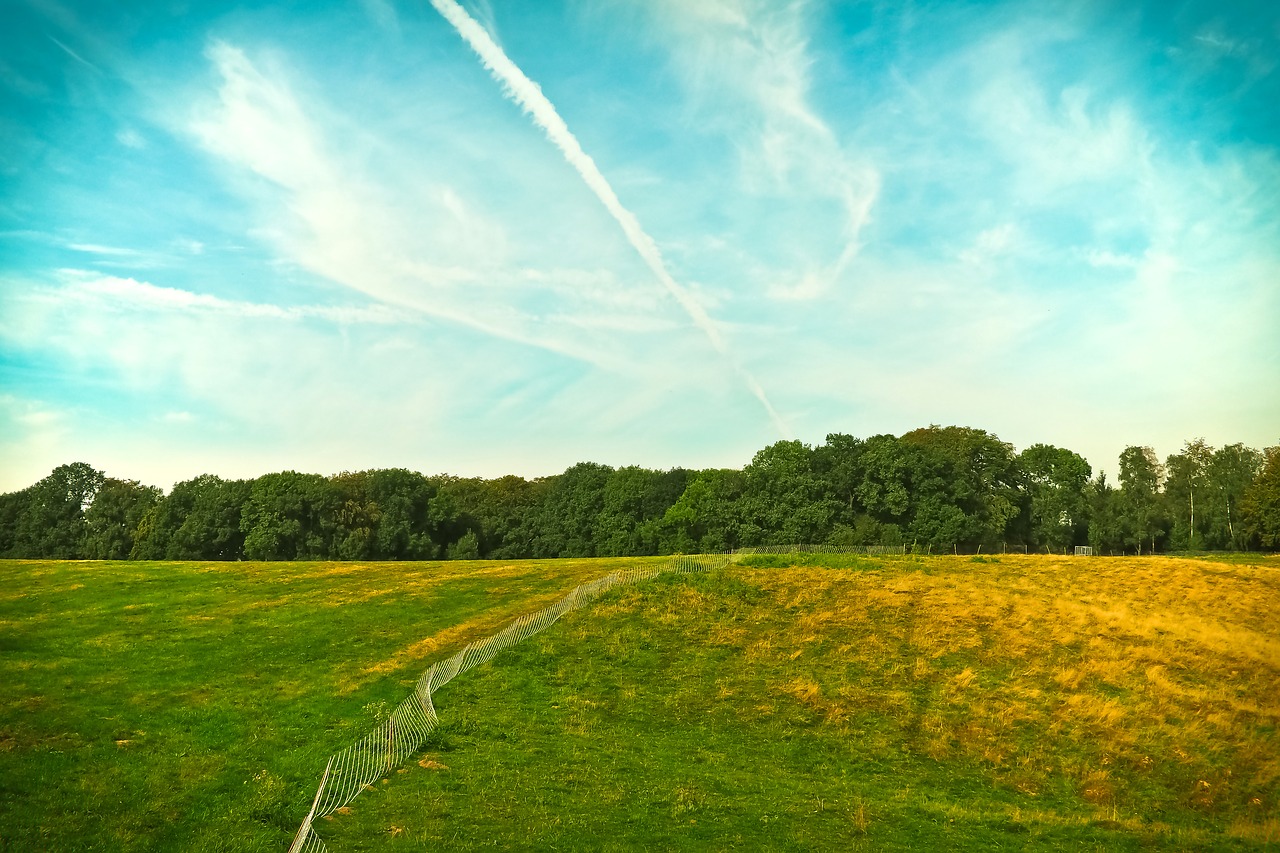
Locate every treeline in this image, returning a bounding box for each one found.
[2,426,1278,561]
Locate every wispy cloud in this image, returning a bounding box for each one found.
[66,273,410,326]
[115,128,146,149]
[48,34,100,74]
[1082,249,1140,269]
[189,40,661,369]
[0,394,72,491]
[428,0,791,437]
[629,0,879,301]
[358,0,401,35]
[3,0,1276,489]
[67,243,143,256]
[958,223,1020,266]
[1,266,753,489]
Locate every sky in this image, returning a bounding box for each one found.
[1,0,1278,493]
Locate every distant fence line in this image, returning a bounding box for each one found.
[734,543,1104,556]
[288,553,731,853]
[734,544,907,556]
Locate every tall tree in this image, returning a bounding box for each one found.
[594,467,689,557]
[367,469,438,560]
[11,463,105,558]
[441,475,545,559]
[1118,446,1165,554]
[1164,438,1214,550]
[739,441,836,546]
[1204,443,1263,549]
[329,471,382,560]
[131,475,251,560]
[83,478,162,560]
[854,434,914,543]
[171,476,251,560]
[240,472,339,560]
[1018,444,1092,552]
[530,463,613,558]
[1241,445,1280,550]
[0,488,32,558]
[426,476,472,557]
[813,433,867,528]
[659,469,745,553]
[901,426,1022,550]
[1086,473,1124,554]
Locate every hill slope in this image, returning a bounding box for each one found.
[320,554,1280,851]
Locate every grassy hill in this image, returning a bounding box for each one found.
[3,554,1279,851]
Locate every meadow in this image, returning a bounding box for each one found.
[2,553,1278,851]
[0,556,651,851]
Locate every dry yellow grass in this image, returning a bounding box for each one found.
[720,554,1280,835]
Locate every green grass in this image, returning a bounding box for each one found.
[3,554,1279,851]
[320,555,1280,851]
[0,557,661,851]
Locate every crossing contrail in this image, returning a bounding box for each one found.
[428,0,791,438]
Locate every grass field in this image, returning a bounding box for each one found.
[3,554,1279,851]
[0,557,658,851]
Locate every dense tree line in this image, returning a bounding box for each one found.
[3,427,1278,560]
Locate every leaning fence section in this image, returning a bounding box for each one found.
[288,553,730,853]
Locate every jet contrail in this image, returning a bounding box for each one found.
[428,0,791,439]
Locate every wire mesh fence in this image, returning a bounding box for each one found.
[288,553,731,853]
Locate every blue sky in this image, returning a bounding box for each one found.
[1,0,1278,493]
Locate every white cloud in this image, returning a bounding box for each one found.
[186,40,694,374]
[427,0,774,389]
[66,273,407,326]
[969,72,1152,203]
[766,269,828,302]
[116,128,146,149]
[67,243,142,256]
[359,0,401,34]
[628,0,879,301]
[9,3,1275,490]
[1082,249,1140,269]
[48,35,101,74]
[0,395,71,492]
[0,263,768,490]
[958,223,1020,266]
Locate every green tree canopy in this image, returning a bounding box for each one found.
[1086,473,1124,554]
[11,462,104,558]
[1018,444,1092,552]
[241,472,338,561]
[83,478,162,560]
[739,441,836,546]
[4,429,1270,561]
[1164,438,1213,550]
[660,469,745,553]
[368,468,438,560]
[901,426,1021,550]
[1204,444,1263,550]
[439,474,545,559]
[1118,446,1165,555]
[594,466,689,557]
[1241,445,1280,550]
[530,463,613,558]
